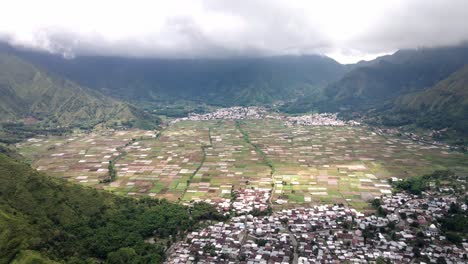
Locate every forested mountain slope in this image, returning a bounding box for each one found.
[283,44,468,113]
[369,64,468,144]
[5,43,347,106]
[0,151,221,263]
[0,52,159,131]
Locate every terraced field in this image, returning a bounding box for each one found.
[17,119,468,210]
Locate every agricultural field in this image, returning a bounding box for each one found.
[238,119,468,209]
[183,120,271,204]
[108,121,208,200]
[16,119,468,210]
[17,130,155,186]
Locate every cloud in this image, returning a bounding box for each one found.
[0,0,467,63]
[348,0,468,53]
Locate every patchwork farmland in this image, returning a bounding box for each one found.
[17,118,468,210]
[237,119,468,209]
[17,130,155,185]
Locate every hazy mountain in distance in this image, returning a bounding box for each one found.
[327,45,468,109]
[369,64,468,143]
[3,43,348,106]
[283,44,468,113]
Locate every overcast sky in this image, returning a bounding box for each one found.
[1,0,467,63]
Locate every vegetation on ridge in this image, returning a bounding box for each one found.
[0,152,223,263]
[0,52,160,144]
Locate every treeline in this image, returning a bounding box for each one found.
[0,153,223,263]
[391,170,461,195]
[367,111,468,147]
[152,104,208,118]
[439,202,468,244]
[0,122,70,144]
[390,170,467,245]
[236,121,275,176]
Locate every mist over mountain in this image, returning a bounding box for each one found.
[1,2,468,264]
[276,44,468,144]
[4,44,347,106]
[4,41,468,144]
[284,44,468,110]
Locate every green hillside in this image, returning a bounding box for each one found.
[370,64,468,144]
[7,43,347,106]
[393,64,468,117]
[0,151,222,263]
[282,45,468,113]
[0,52,159,132]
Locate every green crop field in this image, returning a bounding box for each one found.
[17,119,468,210]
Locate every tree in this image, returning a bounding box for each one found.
[446,232,462,245]
[436,256,447,264]
[257,239,268,247]
[377,206,387,217]
[107,248,138,264]
[363,227,375,244]
[376,256,390,264]
[448,202,461,214]
[108,160,117,181]
[371,198,382,208]
[399,212,407,220]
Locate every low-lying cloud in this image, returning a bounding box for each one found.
[1,0,467,63]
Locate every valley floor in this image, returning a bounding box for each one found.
[16,118,468,211]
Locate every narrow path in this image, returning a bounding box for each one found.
[282,222,299,264]
[235,121,276,205]
[108,126,165,183]
[180,127,213,201]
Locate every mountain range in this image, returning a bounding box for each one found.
[369,64,468,142]
[1,42,467,144]
[283,45,468,111]
[281,44,468,144]
[3,44,347,106]
[0,53,160,128]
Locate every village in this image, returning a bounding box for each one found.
[171,107,270,122]
[172,107,360,127]
[284,113,360,127]
[166,189,468,264]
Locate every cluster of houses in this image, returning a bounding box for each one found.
[172,107,269,123]
[166,214,294,264]
[232,188,271,215]
[198,198,232,215]
[171,107,361,128]
[166,191,467,263]
[284,113,360,127]
[196,188,271,216]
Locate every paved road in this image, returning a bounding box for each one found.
[284,225,299,264]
